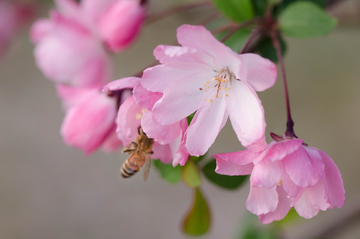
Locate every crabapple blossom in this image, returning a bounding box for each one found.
[0,0,36,56]
[57,85,122,155]
[138,25,277,156]
[103,77,189,165]
[214,133,345,224]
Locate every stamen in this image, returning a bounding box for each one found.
[209,99,213,103]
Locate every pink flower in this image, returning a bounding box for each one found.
[31,0,112,87]
[0,0,36,56]
[138,25,277,156]
[97,0,146,52]
[214,133,345,224]
[57,84,122,154]
[104,77,189,165]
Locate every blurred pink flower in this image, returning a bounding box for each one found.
[57,84,122,155]
[0,0,36,56]
[139,25,277,156]
[104,77,189,165]
[97,0,146,52]
[31,0,112,87]
[214,133,345,224]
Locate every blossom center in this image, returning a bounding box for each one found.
[199,67,235,103]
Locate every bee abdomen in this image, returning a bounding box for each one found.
[121,161,139,178]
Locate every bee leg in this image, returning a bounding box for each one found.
[137,126,141,135]
[150,151,154,154]
[122,149,135,153]
[130,141,138,147]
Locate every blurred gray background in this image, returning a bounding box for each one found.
[1,0,360,238]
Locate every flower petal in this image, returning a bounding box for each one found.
[254,139,303,164]
[251,160,282,188]
[176,25,242,70]
[116,96,142,146]
[246,185,278,215]
[103,77,140,93]
[152,143,173,164]
[215,158,253,176]
[282,168,301,204]
[152,72,210,125]
[226,80,266,151]
[284,146,325,187]
[185,96,227,156]
[133,82,162,111]
[239,53,277,92]
[141,111,181,145]
[141,62,213,93]
[294,190,320,219]
[259,186,292,224]
[213,150,257,165]
[319,150,345,209]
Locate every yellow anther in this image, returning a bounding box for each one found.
[226,94,228,97]
[204,90,207,92]
[141,109,146,114]
[204,98,207,101]
[136,113,142,120]
[209,99,213,103]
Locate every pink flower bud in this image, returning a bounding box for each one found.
[98,0,146,52]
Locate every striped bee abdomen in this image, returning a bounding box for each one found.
[121,160,140,178]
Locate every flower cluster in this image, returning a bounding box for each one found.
[31,0,345,225]
[30,0,146,154]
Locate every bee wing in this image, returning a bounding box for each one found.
[142,155,151,182]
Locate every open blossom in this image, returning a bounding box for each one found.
[214,133,345,224]
[0,0,36,56]
[138,25,277,156]
[57,84,122,154]
[103,77,189,165]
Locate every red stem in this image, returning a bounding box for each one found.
[239,27,262,54]
[271,31,297,138]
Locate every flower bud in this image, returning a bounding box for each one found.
[98,0,146,52]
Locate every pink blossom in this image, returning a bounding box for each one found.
[214,133,345,224]
[97,0,146,52]
[31,0,112,87]
[104,77,189,165]
[0,0,36,56]
[138,25,277,156]
[57,85,121,155]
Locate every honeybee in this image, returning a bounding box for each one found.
[121,127,154,181]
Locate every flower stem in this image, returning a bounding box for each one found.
[271,31,297,138]
[146,1,212,24]
[220,18,259,43]
[239,27,262,54]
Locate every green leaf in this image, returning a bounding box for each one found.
[275,208,303,226]
[182,188,211,236]
[224,29,252,52]
[257,35,287,63]
[187,112,195,125]
[211,0,254,22]
[279,2,337,38]
[238,213,279,239]
[280,0,325,10]
[153,160,181,184]
[181,160,202,188]
[251,0,267,16]
[202,159,248,190]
